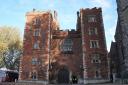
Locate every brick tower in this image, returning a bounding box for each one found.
[77,8,109,83]
[19,10,59,83]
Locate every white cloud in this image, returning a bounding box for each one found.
[90,0,111,8]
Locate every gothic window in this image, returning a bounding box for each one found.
[90,40,99,48]
[33,41,39,49]
[60,39,73,53]
[91,54,101,63]
[88,15,96,22]
[89,28,98,35]
[33,29,40,36]
[31,72,37,80]
[32,58,38,65]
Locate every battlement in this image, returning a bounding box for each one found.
[80,7,102,12]
[26,9,57,16]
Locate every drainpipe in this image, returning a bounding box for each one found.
[80,9,87,84]
[47,11,51,84]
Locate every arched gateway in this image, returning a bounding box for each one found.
[57,68,70,83]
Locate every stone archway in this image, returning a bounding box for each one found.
[57,68,70,84]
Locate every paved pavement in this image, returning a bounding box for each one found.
[0,82,127,85]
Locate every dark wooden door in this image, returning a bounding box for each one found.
[57,68,69,83]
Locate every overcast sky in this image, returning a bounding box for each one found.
[0,0,117,51]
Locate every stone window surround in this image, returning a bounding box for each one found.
[91,54,101,63]
[30,71,38,80]
[87,15,97,22]
[89,27,98,35]
[33,29,40,36]
[33,41,40,49]
[95,69,101,78]
[60,39,73,52]
[90,40,99,48]
[31,57,38,65]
